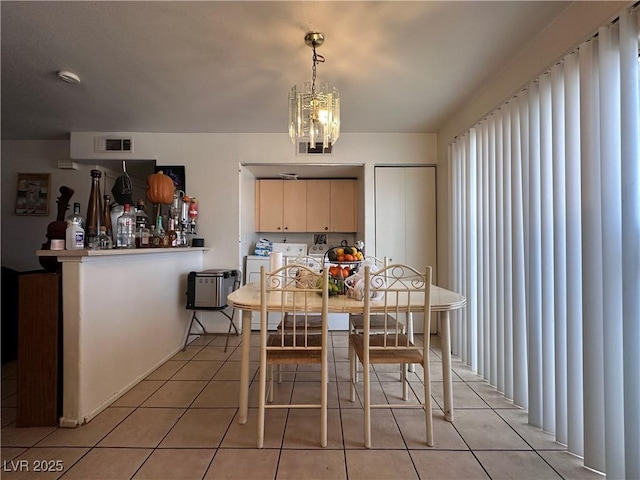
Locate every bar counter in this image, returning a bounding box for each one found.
[36,247,207,427]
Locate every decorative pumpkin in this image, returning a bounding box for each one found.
[146,171,175,205]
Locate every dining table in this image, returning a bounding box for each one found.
[227,282,466,424]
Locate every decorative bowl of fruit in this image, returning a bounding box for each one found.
[324,245,364,295]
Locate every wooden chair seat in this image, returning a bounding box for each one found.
[279,313,323,330]
[266,334,323,364]
[349,334,423,365]
[349,313,403,332]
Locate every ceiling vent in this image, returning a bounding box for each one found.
[297,141,333,155]
[93,136,134,154]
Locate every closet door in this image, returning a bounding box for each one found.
[375,166,437,333]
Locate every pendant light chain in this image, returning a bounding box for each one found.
[311,43,325,98]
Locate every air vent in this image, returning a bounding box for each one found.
[297,141,333,155]
[94,136,133,153]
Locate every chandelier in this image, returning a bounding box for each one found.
[289,32,340,150]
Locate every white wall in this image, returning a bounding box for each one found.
[3,133,436,329]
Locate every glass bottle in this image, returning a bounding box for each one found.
[135,199,150,248]
[65,203,85,250]
[167,218,178,247]
[93,226,113,250]
[85,169,103,249]
[151,215,165,248]
[116,203,136,249]
[102,194,113,240]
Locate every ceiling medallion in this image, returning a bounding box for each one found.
[288,32,340,149]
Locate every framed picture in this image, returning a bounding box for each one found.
[15,173,51,215]
[155,165,185,193]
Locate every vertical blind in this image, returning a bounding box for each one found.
[448,6,639,479]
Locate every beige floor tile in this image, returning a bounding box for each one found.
[468,381,520,409]
[192,346,236,362]
[0,424,57,448]
[283,408,343,449]
[36,407,134,447]
[0,447,88,480]
[2,393,17,407]
[248,379,295,408]
[208,334,242,348]
[145,360,188,380]
[213,360,259,381]
[98,408,184,448]
[290,380,340,408]
[0,447,26,462]
[221,408,286,449]
[475,450,563,479]
[171,345,203,361]
[345,449,418,480]
[538,451,604,480]
[431,381,489,409]
[62,447,151,479]
[133,448,215,480]
[170,360,223,381]
[379,380,422,404]
[495,408,566,450]
[193,381,242,408]
[410,450,490,479]
[205,448,279,480]
[2,406,17,427]
[452,361,483,382]
[110,380,165,407]
[453,409,531,450]
[336,381,361,409]
[393,409,468,450]
[341,408,406,449]
[2,378,17,399]
[228,345,261,362]
[277,449,346,480]
[160,408,236,448]
[141,380,207,407]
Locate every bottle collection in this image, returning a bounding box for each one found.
[64,169,199,250]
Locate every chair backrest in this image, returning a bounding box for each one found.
[260,264,329,347]
[363,264,432,349]
[285,254,324,272]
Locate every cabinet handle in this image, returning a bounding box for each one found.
[324,227,328,231]
[277,227,281,230]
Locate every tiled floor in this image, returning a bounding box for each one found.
[1,332,600,480]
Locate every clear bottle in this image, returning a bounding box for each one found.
[102,194,113,240]
[116,204,136,249]
[65,203,85,250]
[135,199,150,248]
[92,226,113,250]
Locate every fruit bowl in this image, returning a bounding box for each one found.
[325,245,364,264]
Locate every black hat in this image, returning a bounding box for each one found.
[111,174,134,206]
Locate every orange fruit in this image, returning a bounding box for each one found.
[344,254,354,261]
[337,255,345,262]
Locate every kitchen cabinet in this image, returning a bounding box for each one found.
[306,179,357,232]
[256,179,357,233]
[255,179,307,232]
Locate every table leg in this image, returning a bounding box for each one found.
[441,311,454,422]
[239,309,252,424]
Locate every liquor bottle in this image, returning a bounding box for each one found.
[102,194,113,240]
[85,169,103,248]
[167,218,178,247]
[116,204,136,249]
[65,203,85,250]
[151,215,165,248]
[93,226,113,250]
[135,199,150,248]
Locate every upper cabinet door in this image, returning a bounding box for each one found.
[283,180,307,232]
[330,180,357,232]
[256,179,284,232]
[306,180,331,232]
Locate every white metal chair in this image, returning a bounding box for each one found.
[349,264,433,448]
[257,263,330,448]
[278,255,324,331]
[348,256,404,335]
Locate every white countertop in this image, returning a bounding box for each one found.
[37,247,208,257]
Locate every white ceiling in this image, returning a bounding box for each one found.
[1,1,573,141]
